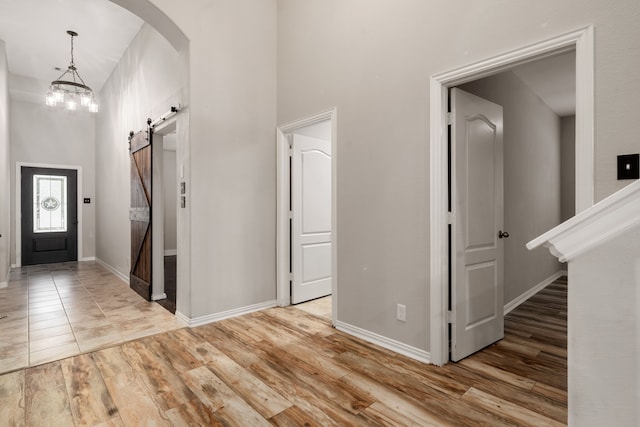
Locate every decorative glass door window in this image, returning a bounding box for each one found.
[33,174,67,233]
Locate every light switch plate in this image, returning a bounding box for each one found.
[617,154,639,180]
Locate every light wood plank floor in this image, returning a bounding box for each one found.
[0,277,567,426]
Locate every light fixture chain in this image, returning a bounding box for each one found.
[70,33,77,83]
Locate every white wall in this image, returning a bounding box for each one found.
[163,147,177,252]
[460,71,563,304]
[95,23,183,279]
[132,0,278,319]
[0,41,10,283]
[569,224,640,426]
[9,89,96,264]
[277,0,640,352]
[561,116,576,221]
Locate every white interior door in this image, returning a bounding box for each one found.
[451,87,505,362]
[291,133,332,304]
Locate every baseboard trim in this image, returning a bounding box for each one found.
[277,297,291,307]
[334,320,431,364]
[80,257,96,262]
[0,269,8,287]
[174,310,190,325]
[95,258,129,284]
[504,270,567,315]
[176,300,278,328]
[164,249,177,256]
[10,264,16,269]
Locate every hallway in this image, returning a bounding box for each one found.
[0,271,567,425]
[0,262,184,374]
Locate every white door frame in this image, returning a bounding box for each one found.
[15,162,84,267]
[429,26,594,366]
[276,108,337,324]
[151,116,178,302]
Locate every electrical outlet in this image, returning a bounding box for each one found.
[396,304,407,322]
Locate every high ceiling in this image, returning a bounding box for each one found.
[0,0,143,92]
[0,1,575,117]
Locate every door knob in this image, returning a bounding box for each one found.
[498,230,509,239]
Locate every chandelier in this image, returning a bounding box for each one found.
[45,30,98,113]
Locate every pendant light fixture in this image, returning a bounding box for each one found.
[45,30,98,113]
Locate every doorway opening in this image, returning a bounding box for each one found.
[277,109,337,325]
[152,118,178,314]
[15,163,84,267]
[21,166,78,266]
[429,27,594,365]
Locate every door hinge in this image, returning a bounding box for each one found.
[288,210,293,220]
[289,272,294,281]
[446,112,454,126]
[447,212,455,224]
[287,134,293,156]
[447,310,453,324]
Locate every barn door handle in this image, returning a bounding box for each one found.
[498,230,509,239]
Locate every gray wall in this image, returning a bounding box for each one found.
[569,224,640,426]
[277,0,640,352]
[561,116,576,221]
[142,0,278,318]
[0,41,9,283]
[96,1,278,320]
[91,1,640,422]
[460,71,563,304]
[9,95,96,264]
[95,23,183,278]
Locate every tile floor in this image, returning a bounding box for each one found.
[0,261,185,374]
[295,295,332,320]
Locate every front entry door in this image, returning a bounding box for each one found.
[291,133,332,304]
[450,88,505,361]
[129,130,152,301]
[21,167,78,266]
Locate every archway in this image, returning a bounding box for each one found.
[102,0,190,318]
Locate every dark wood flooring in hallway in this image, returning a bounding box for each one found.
[0,277,567,426]
[156,255,177,314]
